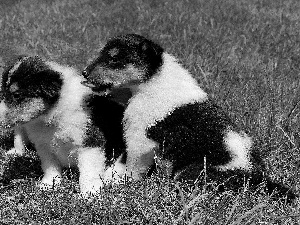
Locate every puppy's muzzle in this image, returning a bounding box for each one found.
[82,69,89,79]
[0,91,4,101]
[81,63,114,94]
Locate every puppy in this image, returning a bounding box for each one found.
[0,55,126,195]
[82,34,296,200]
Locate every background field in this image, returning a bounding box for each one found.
[0,0,300,224]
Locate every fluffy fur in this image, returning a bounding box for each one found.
[0,56,126,195]
[82,34,296,200]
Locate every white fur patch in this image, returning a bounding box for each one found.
[9,60,23,75]
[6,58,28,85]
[104,154,126,183]
[101,64,144,86]
[0,101,8,123]
[9,83,19,93]
[46,62,93,146]
[122,53,208,179]
[217,130,252,171]
[0,98,46,126]
[6,126,27,156]
[108,47,119,57]
[77,147,107,195]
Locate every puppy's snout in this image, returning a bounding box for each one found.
[0,91,4,101]
[82,69,89,79]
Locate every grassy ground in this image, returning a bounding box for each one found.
[0,0,300,224]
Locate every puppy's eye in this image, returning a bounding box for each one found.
[82,70,89,78]
[116,62,126,69]
[108,60,127,70]
[12,91,24,100]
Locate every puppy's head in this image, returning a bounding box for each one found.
[0,56,63,127]
[82,34,164,87]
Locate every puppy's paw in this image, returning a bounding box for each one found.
[104,167,123,184]
[38,176,62,190]
[79,178,104,198]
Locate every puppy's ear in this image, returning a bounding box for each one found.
[30,70,63,105]
[1,55,34,93]
[140,40,163,80]
[142,41,163,60]
[1,60,18,93]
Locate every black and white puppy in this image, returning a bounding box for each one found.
[82,34,253,178]
[0,56,126,195]
[82,34,296,199]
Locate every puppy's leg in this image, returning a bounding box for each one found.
[104,154,126,184]
[122,135,156,180]
[77,147,106,196]
[36,144,62,189]
[6,126,27,156]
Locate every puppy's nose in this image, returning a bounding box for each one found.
[82,70,89,79]
[0,91,4,101]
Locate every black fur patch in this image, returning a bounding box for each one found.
[83,94,126,165]
[1,56,63,106]
[146,100,237,177]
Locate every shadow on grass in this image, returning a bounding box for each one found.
[0,154,81,187]
[0,155,42,185]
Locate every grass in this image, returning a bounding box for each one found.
[0,0,300,224]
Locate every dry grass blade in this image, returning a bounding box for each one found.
[268,214,300,223]
[224,194,241,225]
[230,203,267,225]
[174,182,189,224]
